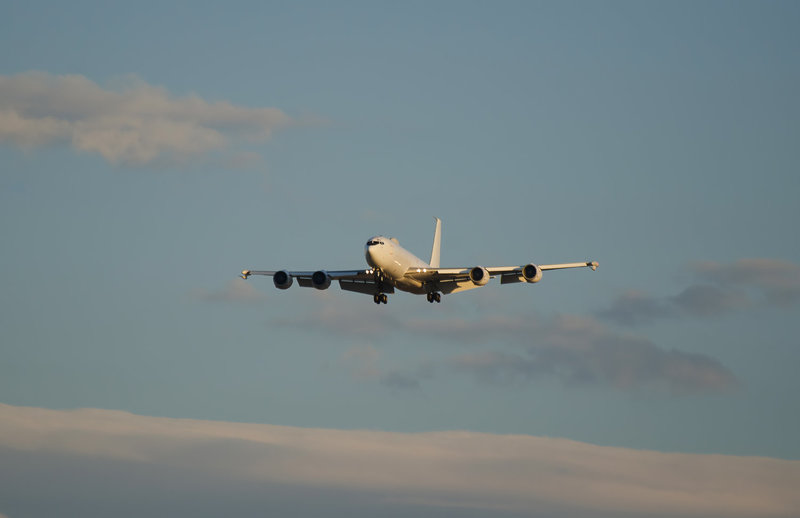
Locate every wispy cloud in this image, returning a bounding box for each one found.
[0,71,294,165]
[1,403,798,518]
[278,307,737,394]
[190,279,266,304]
[340,344,382,381]
[448,315,737,394]
[339,345,425,390]
[694,258,800,306]
[598,258,800,326]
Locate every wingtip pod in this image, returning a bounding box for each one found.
[589,261,599,271]
[241,270,251,279]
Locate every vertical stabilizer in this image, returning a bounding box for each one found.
[429,217,442,268]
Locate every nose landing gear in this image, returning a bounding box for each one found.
[373,293,388,304]
[426,292,441,303]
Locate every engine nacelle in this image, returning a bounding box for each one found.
[273,270,293,290]
[469,266,490,286]
[521,263,543,283]
[311,270,332,290]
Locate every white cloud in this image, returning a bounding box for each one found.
[0,403,798,517]
[0,71,293,165]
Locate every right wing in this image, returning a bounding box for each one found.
[540,262,600,271]
[240,269,394,294]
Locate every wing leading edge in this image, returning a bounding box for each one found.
[241,269,370,280]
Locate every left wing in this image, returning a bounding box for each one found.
[403,261,598,294]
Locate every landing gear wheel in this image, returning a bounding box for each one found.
[426,293,434,303]
[434,292,441,303]
[374,294,381,304]
[380,293,388,304]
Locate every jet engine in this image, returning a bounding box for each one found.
[311,270,332,290]
[469,266,490,286]
[273,270,293,290]
[521,263,543,283]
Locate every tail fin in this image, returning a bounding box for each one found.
[429,217,442,268]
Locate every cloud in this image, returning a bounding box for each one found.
[341,344,382,381]
[597,258,800,326]
[450,315,737,394]
[0,71,293,165]
[670,284,750,316]
[379,369,422,390]
[694,258,800,307]
[278,307,737,394]
[595,290,678,326]
[276,304,406,339]
[339,345,423,390]
[1,403,798,518]
[191,279,266,304]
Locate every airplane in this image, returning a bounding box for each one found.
[241,218,598,305]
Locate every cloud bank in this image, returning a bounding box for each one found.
[598,258,800,326]
[0,71,293,165]
[1,403,798,518]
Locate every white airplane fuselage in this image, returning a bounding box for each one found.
[365,236,429,294]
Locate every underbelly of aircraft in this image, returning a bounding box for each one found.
[393,276,425,294]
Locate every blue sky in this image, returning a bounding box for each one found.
[1,1,799,516]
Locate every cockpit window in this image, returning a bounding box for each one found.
[367,240,385,246]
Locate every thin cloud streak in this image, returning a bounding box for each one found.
[0,71,294,165]
[190,279,266,304]
[1,403,798,518]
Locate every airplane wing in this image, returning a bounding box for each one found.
[404,261,598,294]
[240,269,394,294]
[241,269,369,280]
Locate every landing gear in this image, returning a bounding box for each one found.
[426,292,441,303]
[374,293,388,305]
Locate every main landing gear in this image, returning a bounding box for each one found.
[373,293,388,305]
[426,292,441,303]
